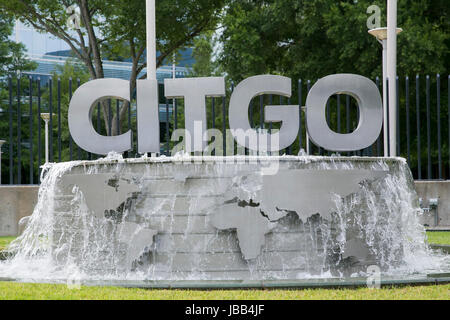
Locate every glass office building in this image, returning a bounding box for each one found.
[12,21,192,81]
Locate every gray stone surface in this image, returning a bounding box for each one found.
[210,169,388,259]
[118,222,157,269]
[60,174,140,219]
[42,157,412,278]
[415,181,450,227]
[259,169,388,221]
[12,180,449,240]
[210,204,276,259]
[0,186,39,236]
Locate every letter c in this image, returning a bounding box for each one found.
[68,79,132,155]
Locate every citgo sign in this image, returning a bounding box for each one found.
[68,73,382,155]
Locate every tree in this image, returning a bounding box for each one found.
[0,0,227,135]
[0,11,36,77]
[218,0,449,82]
[189,33,216,77]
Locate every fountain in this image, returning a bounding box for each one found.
[0,153,449,287]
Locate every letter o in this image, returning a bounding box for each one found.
[306,74,382,152]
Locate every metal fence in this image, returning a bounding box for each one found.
[0,74,448,185]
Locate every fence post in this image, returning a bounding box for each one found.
[396,76,400,156]
[165,98,170,155]
[57,78,62,162]
[0,140,5,185]
[375,77,381,156]
[69,78,73,161]
[8,76,13,185]
[37,78,42,182]
[306,80,311,155]
[116,99,121,136]
[222,94,227,156]
[298,79,303,152]
[77,78,82,160]
[405,76,410,164]
[416,75,421,180]
[426,75,431,179]
[108,99,112,137]
[17,76,21,184]
[436,74,441,179]
[48,78,53,163]
[337,94,341,134]
[288,96,292,155]
[29,76,33,184]
[386,78,390,157]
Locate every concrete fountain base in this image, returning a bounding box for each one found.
[33,155,428,281]
[3,155,448,284]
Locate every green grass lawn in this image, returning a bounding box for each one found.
[0,233,448,300]
[426,232,450,245]
[0,282,448,300]
[0,237,15,251]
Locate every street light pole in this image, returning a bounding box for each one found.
[172,54,176,79]
[41,113,51,164]
[368,27,402,157]
[141,0,161,157]
[387,0,398,157]
[146,0,157,81]
[0,140,5,185]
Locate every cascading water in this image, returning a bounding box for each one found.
[0,153,448,284]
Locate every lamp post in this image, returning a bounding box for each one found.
[144,0,160,157]
[41,113,51,164]
[146,0,157,81]
[387,0,398,157]
[172,54,176,79]
[368,27,402,157]
[0,140,5,185]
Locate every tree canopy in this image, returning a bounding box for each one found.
[0,0,226,134]
[219,0,449,82]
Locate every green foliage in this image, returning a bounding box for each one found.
[102,0,226,65]
[189,33,216,77]
[219,0,449,82]
[0,0,227,74]
[0,11,36,77]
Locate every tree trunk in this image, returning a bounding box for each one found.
[110,50,140,136]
